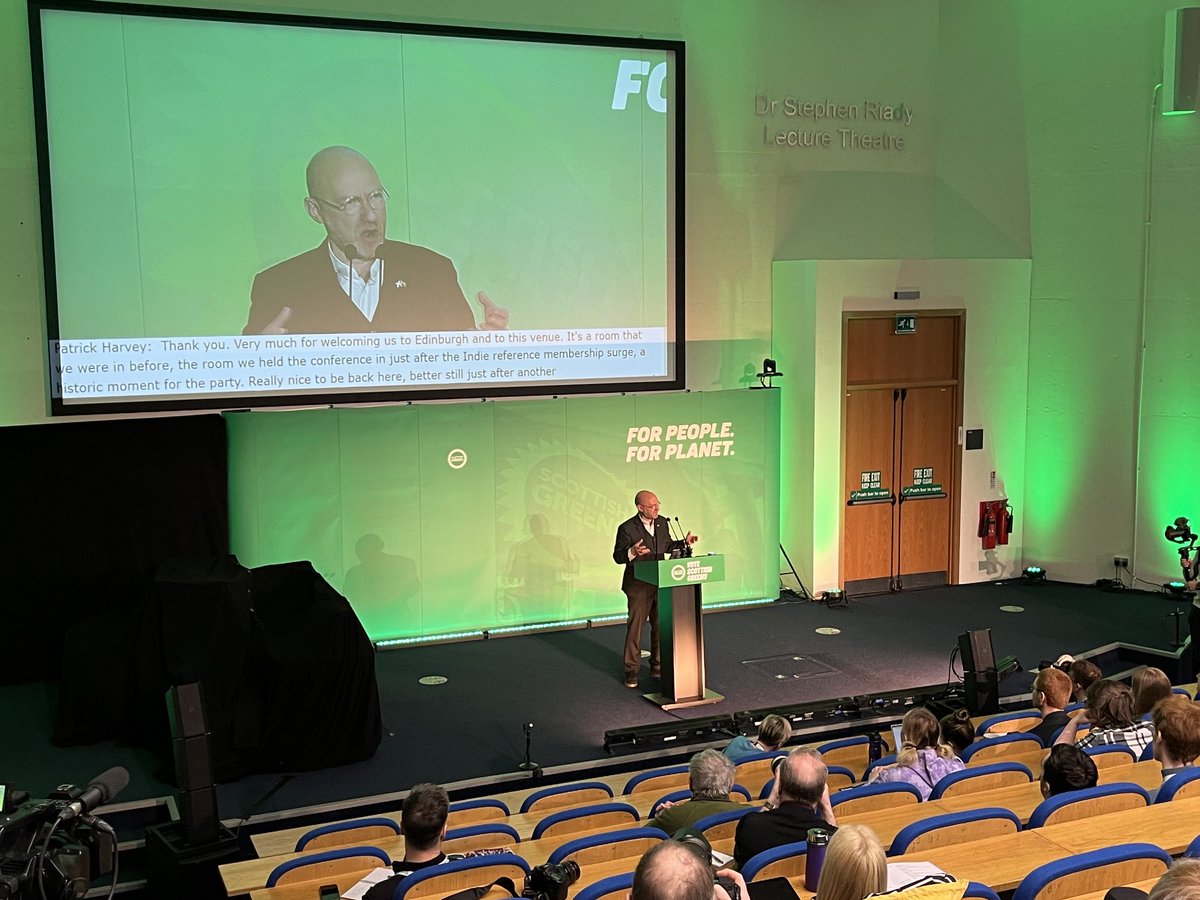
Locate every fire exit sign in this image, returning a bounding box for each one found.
[895,315,916,334]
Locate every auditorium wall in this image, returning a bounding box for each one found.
[0,1,1195,604]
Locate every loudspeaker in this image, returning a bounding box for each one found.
[167,682,208,739]
[964,669,1000,717]
[958,628,996,673]
[172,735,214,791]
[1165,7,1200,113]
[179,786,219,846]
[165,683,220,845]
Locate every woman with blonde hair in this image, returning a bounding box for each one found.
[868,707,964,799]
[818,824,887,900]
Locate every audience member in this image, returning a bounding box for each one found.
[733,747,837,869]
[1149,858,1200,900]
[631,840,718,900]
[868,707,964,800]
[363,783,492,900]
[724,713,792,762]
[817,824,887,900]
[1132,667,1172,718]
[1055,679,1154,756]
[1152,695,1200,788]
[1015,666,1074,745]
[648,749,742,834]
[1040,744,1098,797]
[1069,659,1103,703]
[938,708,974,757]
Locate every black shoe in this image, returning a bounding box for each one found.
[623,672,639,688]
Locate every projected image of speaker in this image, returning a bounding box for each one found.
[166,683,220,845]
[958,628,1000,716]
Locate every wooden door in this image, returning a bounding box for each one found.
[896,385,955,588]
[842,314,962,594]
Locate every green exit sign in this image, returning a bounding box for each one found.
[895,315,916,334]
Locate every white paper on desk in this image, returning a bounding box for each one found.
[712,849,735,868]
[343,867,395,899]
[886,862,949,891]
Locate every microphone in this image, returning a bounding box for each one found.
[673,516,694,558]
[57,766,130,822]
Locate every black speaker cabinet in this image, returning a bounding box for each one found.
[172,735,214,791]
[964,669,1000,716]
[958,628,996,673]
[167,682,208,739]
[1165,7,1200,113]
[165,683,220,845]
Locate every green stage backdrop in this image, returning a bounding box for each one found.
[227,388,779,640]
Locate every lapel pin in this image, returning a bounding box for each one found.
[395,280,406,288]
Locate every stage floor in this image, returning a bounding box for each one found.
[1,580,1185,824]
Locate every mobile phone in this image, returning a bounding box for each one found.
[318,884,340,900]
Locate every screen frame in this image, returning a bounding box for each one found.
[28,0,686,416]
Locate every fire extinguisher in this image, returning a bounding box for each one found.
[979,501,998,550]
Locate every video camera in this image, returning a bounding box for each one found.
[0,768,127,900]
[1165,517,1199,587]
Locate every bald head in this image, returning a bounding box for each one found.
[631,841,713,900]
[778,747,827,807]
[306,146,375,197]
[302,146,387,262]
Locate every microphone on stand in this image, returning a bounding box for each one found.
[673,516,694,557]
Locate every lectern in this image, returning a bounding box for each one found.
[633,554,725,709]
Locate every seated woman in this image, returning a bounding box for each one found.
[724,713,792,762]
[868,707,964,800]
[1054,678,1154,756]
[819,824,887,900]
[1132,666,1172,719]
[938,708,974,758]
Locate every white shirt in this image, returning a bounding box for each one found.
[328,243,382,322]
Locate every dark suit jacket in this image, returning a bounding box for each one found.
[244,240,475,334]
[612,514,684,593]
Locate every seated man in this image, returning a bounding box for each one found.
[1015,666,1074,745]
[648,749,742,834]
[724,713,792,762]
[732,747,837,869]
[631,840,747,900]
[1152,695,1200,792]
[1039,744,1098,797]
[363,782,498,900]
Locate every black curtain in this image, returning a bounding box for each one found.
[3,414,228,687]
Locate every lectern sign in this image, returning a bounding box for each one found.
[666,557,725,584]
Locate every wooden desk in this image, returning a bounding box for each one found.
[1038,795,1200,857]
[881,831,1073,891]
[838,801,953,847]
[935,760,1162,821]
[252,777,685,857]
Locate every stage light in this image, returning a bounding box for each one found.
[821,589,847,607]
[1165,580,1187,595]
[1022,566,1046,582]
[753,358,783,389]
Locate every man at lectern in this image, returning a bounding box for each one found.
[613,490,698,688]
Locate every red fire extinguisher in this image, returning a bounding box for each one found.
[979,500,1014,549]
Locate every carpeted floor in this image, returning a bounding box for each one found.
[0,580,1185,822]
